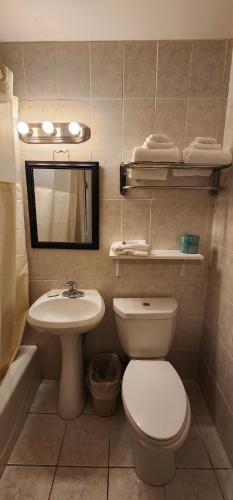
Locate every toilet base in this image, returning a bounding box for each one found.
[130,428,175,485]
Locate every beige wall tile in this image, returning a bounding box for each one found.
[91,42,123,98]
[190,40,227,98]
[122,199,150,241]
[28,249,68,280]
[124,41,156,98]
[23,42,58,100]
[155,98,187,148]
[91,99,122,151]
[0,42,25,99]
[99,200,122,248]
[27,100,60,122]
[150,199,179,249]
[67,250,95,288]
[92,151,121,199]
[123,98,155,150]
[57,42,90,98]
[174,315,202,351]
[157,41,191,98]
[215,294,233,353]
[175,281,204,316]
[186,98,220,145]
[223,40,233,97]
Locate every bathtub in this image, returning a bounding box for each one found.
[0,345,41,476]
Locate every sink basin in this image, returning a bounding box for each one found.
[28,290,105,335]
[27,290,105,419]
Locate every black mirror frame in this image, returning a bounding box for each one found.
[25,161,99,250]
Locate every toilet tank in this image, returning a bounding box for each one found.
[113,297,178,358]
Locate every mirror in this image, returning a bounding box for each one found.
[25,161,99,249]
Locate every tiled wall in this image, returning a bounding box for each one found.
[198,46,233,465]
[0,40,231,379]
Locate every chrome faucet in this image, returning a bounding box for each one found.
[62,281,84,298]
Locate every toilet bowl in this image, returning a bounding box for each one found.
[113,297,191,485]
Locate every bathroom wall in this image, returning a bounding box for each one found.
[0,39,231,378]
[198,46,233,464]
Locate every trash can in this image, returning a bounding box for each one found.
[87,353,122,416]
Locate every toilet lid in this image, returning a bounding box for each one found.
[122,360,187,442]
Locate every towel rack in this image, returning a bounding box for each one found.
[120,161,232,196]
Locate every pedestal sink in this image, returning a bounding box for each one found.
[27,290,105,419]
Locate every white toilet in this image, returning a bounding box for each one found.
[113,297,191,485]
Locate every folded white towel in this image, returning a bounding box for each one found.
[183,147,232,165]
[148,133,172,143]
[191,143,222,150]
[133,146,180,163]
[173,168,212,177]
[111,240,150,252]
[144,138,175,149]
[129,166,168,181]
[115,249,149,256]
[194,137,217,144]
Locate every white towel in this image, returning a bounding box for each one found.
[111,240,150,252]
[115,249,149,256]
[148,133,172,143]
[191,143,222,150]
[183,147,232,166]
[173,168,212,177]
[194,137,217,144]
[144,138,175,149]
[129,166,168,181]
[133,146,180,163]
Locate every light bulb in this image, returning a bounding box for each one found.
[17,121,30,136]
[42,121,55,135]
[68,121,81,136]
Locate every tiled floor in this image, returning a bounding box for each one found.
[0,379,232,499]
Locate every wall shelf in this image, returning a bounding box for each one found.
[120,161,232,196]
[109,249,204,260]
[109,248,204,278]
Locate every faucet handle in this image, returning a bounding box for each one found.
[66,280,77,291]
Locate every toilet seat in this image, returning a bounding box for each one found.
[122,359,188,444]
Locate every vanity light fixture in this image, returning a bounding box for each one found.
[17,121,90,144]
[17,121,32,137]
[68,121,81,137]
[41,120,56,136]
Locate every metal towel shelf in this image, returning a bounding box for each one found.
[120,161,232,196]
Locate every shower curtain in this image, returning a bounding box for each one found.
[0,66,29,379]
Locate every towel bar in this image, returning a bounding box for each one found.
[120,161,232,196]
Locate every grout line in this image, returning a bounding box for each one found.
[48,420,67,500]
[154,40,159,133]
[106,418,111,500]
[183,41,193,147]
[214,469,227,500]
[121,42,125,161]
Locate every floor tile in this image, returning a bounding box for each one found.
[215,469,233,500]
[30,379,59,413]
[50,467,108,500]
[9,414,65,465]
[59,415,109,466]
[165,469,224,500]
[176,417,212,468]
[108,468,165,500]
[0,465,55,500]
[197,415,231,468]
[109,415,133,467]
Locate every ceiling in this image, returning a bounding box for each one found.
[0,0,233,41]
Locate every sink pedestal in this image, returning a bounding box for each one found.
[58,335,86,419]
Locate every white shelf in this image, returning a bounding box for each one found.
[109,249,204,261]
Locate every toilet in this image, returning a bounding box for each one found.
[113,297,191,485]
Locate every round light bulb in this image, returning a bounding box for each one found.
[68,121,81,136]
[17,121,30,136]
[42,121,55,135]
